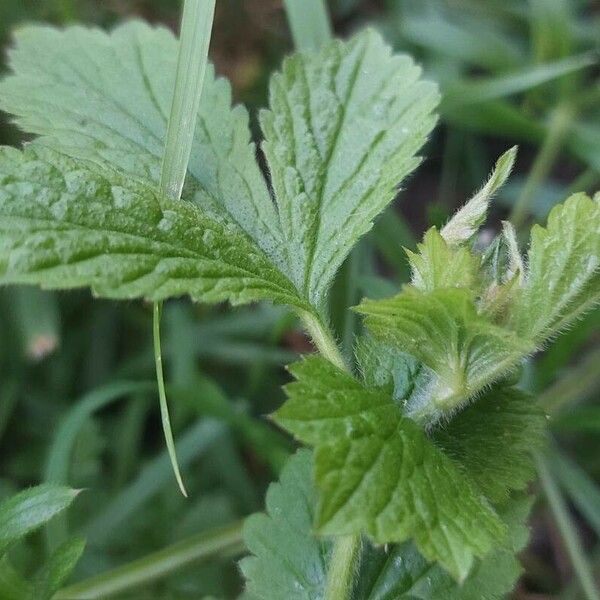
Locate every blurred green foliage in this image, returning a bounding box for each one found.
[0,0,598,597]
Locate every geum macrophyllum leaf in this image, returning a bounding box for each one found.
[356,287,531,420]
[240,450,331,600]
[273,356,507,582]
[261,28,439,309]
[0,23,438,313]
[241,451,534,600]
[0,147,308,310]
[0,22,286,274]
[509,193,600,345]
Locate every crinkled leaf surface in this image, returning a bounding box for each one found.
[0,147,306,309]
[0,24,438,313]
[357,287,530,413]
[406,227,479,292]
[510,193,600,344]
[0,22,285,270]
[240,450,330,600]
[261,28,438,307]
[274,356,506,581]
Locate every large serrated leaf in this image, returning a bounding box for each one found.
[261,28,439,308]
[0,147,306,309]
[0,22,285,272]
[274,356,506,581]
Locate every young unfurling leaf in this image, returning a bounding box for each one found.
[509,193,600,344]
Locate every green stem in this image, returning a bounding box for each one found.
[510,102,573,229]
[325,534,361,600]
[54,521,244,599]
[301,311,348,372]
[283,0,332,53]
[536,453,600,600]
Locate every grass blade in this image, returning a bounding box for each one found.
[283,0,332,53]
[156,0,216,498]
[536,453,600,600]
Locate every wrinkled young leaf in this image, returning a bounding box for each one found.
[261,28,438,307]
[241,449,532,599]
[0,484,79,555]
[509,193,600,344]
[0,22,285,270]
[274,356,506,581]
[0,147,306,309]
[357,288,530,415]
[240,450,330,600]
[406,228,479,292]
[440,146,517,246]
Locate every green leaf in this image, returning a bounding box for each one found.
[29,537,85,600]
[354,495,533,600]
[406,228,479,292]
[433,388,546,503]
[357,287,530,416]
[0,484,79,555]
[261,28,438,307]
[0,22,285,273]
[274,356,506,581]
[509,193,600,344]
[0,147,306,309]
[440,146,517,246]
[242,449,533,599]
[240,450,330,600]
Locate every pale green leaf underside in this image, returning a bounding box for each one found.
[261,28,439,307]
[240,450,330,600]
[0,147,306,309]
[510,193,600,344]
[0,22,285,272]
[275,356,505,581]
[357,288,530,413]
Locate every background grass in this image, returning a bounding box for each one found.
[0,0,599,597]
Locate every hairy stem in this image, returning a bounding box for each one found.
[301,311,348,372]
[536,453,600,600]
[54,521,244,599]
[325,534,361,600]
